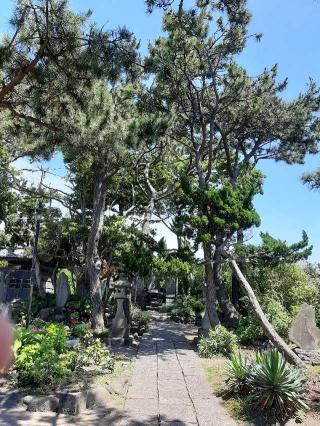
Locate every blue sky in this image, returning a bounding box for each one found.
[1,0,320,261]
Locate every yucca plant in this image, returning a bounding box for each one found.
[226,353,251,394]
[248,349,308,418]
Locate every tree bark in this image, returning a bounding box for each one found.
[203,244,220,327]
[231,230,243,310]
[213,250,241,328]
[229,259,303,366]
[85,165,108,332]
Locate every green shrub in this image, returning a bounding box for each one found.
[15,323,71,388]
[74,333,114,371]
[166,295,204,323]
[198,325,238,357]
[236,315,263,345]
[130,305,150,330]
[72,322,91,339]
[249,350,308,419]
[226,353,251,394]
[236,299,293,345]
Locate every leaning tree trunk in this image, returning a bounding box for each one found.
[231,230,244,310]
[203,244,220,327]
[230,259,303,366]
[85,165,108,332]
[213,249,241,329]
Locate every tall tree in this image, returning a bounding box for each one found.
[146,0,320,328]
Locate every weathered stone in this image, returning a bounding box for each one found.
[58,391,86,415]
[67,339,80,348]
[289,303,320,350]
[55,272,70,308]
[86,385,112,409]
[106,376,129,397]
[294,348,320,365]
[26,395,59,412]
[198,309,211,338]
[39,307,51,321]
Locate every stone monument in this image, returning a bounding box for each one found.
[289,303,320,364]
[110,274,132,345]
[55,272,70,308]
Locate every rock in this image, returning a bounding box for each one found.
[55,272,70,308]
[26,395,59,413]
[0,391,21,409]
[58,391,86,415]
[294,348,320,365]
[86,385,112,409]
[39,308,51,321]
[106,377,129,397]
[289,303,320,350]
[22,395,33,405]
[67,339,80,348]
[53,314,65,322]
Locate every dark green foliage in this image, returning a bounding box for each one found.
[163,295,204,322]
[198,325,238,357]
[302,168,320,190]
[236,231,312,267]
[130,305,151,330]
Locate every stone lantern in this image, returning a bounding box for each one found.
[110,274,132,345]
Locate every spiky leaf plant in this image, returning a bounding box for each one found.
[249,349,308,418]
[226,353,251,394]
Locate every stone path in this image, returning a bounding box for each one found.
[0,316,236,425]
[122,316,236,425]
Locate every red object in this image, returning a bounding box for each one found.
[0,314,13,374]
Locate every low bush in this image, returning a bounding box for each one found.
[15,323,71,388]
[198,325,238,358]
[130,305,150,330]
[14,322,114,389]
[74,335,114,371]
[71,322,91,339]
[225,349,308,421]
[164,295,204,323]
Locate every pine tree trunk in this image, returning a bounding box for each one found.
[85,165,108,332]
[213,250,241,329]
[203,244,220,327]
[230,259,303,366]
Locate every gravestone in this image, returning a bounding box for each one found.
[0,272,6,303]
[55,272,70,308]
[110,274,132,345]
[289,303,320,350]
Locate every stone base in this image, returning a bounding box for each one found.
[294,348,320,365]
[198,327,209,338]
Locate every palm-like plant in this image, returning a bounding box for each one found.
[249,349,308,418]
[226,353,251,394]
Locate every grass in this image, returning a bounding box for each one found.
[202,357,226,394]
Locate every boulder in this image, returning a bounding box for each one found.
[294,348,320,365]
[58,391,86,415]
[39,308,51,321]
[289,303,320,350]
[86,385,112,409]
[26,395,59,413]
